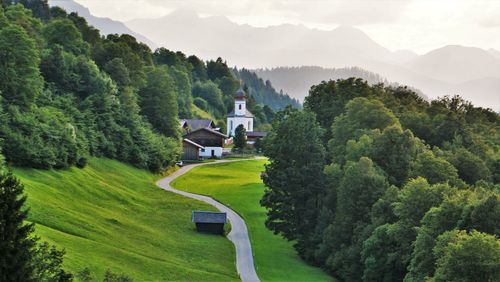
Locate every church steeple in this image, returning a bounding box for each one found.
[227,87,254,136]
[235,88,246,100]
[234,88,247,116]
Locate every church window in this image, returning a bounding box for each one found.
[239,104,242,110]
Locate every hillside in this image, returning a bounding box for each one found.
[172,160,331,281]
[13,159,238,280]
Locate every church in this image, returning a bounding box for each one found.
[226,89,254,136]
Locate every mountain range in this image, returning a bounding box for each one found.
[51,1,500,110]
[48,0,156,48]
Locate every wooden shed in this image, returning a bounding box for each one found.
[182,139,204,161]
[192,211,227,235]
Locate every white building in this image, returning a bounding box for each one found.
[227,89,254,136]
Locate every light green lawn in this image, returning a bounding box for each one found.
[171,160,332,281]
[13,158,238,281]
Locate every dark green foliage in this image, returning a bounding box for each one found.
[169,66,193,118]
[18,0,50,22]
[207,57,233,81]
[1,106,78,169]
[262,78,499,281]
[430,230,500,282]
[0,172,71,281]
[445,147,492,184]
[103,269,133,282]
[76,268,95,282]
[261,108,326,260]
[234,124,246,149]
[0,171,35,281]
[410,151,459,184]
[234,68,300,111]
[370,125,420,186]
[0,25,43,108]
[192,81,225,118]
[188,55,208,81]
[322,157,389,281]
[76,157,88,168]
[31,242,72,281]
[139,66,179,139]
[43,18,89,55]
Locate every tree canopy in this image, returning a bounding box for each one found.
[262,78,499,281]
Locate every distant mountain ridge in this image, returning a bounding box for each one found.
[48,0,156,48]
[125,10,499,110]
[49,3,499,110]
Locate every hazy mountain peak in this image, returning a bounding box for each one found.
[488,48,500,59]
[410,44,500,83]
[48,0,156,48]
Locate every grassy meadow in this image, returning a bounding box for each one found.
[13,158,238,281]
[171,160,331,281]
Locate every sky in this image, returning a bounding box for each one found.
[74,0,500,54]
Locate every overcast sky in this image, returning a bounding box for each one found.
[74,0,500,54]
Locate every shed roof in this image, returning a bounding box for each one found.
[185,127,228,139]
[183,138,204,149]
[192,211,227,223]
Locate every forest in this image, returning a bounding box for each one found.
[261,78,499,281]
[0,0,298,172]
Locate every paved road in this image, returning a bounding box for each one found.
[156,160,261,282]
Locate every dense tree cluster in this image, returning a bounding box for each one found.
[0,2,297,172]
[262,78,499,281]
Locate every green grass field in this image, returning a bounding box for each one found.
[13,158,238,281]
[171,160,332,281]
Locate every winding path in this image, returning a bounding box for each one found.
[156,160,261,282]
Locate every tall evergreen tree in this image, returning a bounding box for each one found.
[0,172,36,281]
[234,124,247,149]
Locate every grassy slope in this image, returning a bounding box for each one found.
[191,104,216,120]
[171,160,331,281]
[13,158,238,281]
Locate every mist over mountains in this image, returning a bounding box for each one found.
[51,1,500,110]
[48,0,156,48]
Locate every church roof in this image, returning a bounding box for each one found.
[235,88,246,100]
[227,109,254,118]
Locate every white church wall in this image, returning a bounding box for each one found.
[227,116,253,136]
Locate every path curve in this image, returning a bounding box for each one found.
[156,160,261,282]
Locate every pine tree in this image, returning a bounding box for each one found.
[0,172,36,281]
[234,124,247,150]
